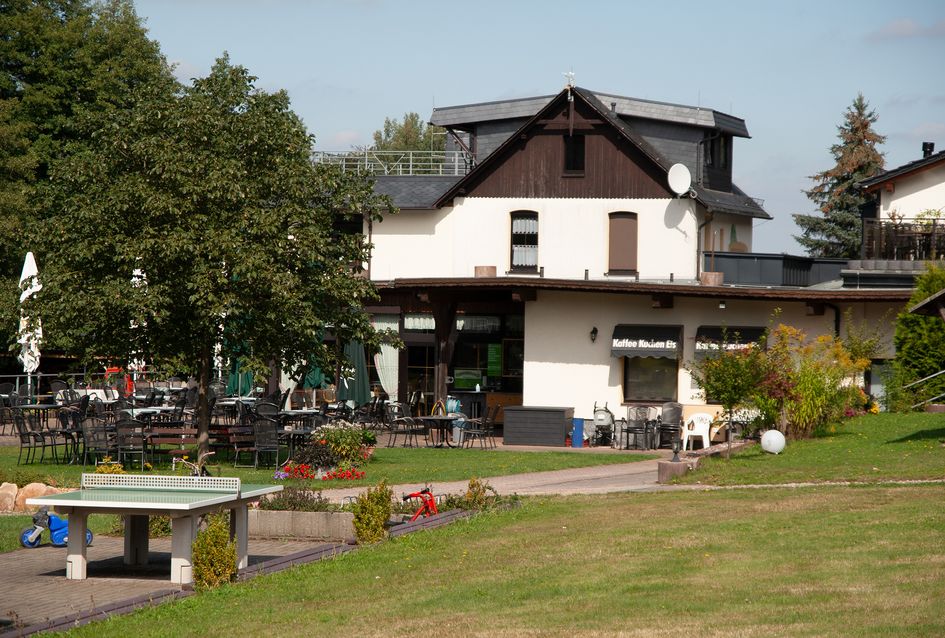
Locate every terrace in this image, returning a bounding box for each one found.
[312,149,473,176]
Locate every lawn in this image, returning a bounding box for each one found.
[0,444,651,490]
[61,486,945,637]
[676,412,945,486]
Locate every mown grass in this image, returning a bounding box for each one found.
[62,486,945,637]
[0,444,651,490]
[676,412,945,486]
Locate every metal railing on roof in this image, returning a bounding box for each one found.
[312,150,473,176]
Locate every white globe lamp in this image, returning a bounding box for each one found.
[761,430,786,455]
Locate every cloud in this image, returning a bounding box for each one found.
[866,18,945,42]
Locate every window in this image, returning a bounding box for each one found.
[623,356,678,403]
[563,135,585,174]
[704,133,729,169]
[510,211,538,273]
[608,212,638,273]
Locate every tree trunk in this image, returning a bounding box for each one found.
[197,340,212,457]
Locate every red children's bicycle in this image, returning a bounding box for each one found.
[403,488,439,521]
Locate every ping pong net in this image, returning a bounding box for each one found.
[81,474,241,492]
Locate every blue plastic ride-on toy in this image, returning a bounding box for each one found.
[19,507,93,548]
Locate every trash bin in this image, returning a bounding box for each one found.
[571,418,584,448]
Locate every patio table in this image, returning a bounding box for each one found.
[417,414,462,448]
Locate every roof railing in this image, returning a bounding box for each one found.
[312,150,473,176]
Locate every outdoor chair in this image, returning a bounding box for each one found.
[114,417,149,471]
[623,406,651,450]
[13,409,44,464]
[464,403,500,449]
[49,380,69,402]
[682,412,713,451]
[388,416,424,448]
[657,402,683,448]
[81,416,116,465]
[250,413,282,468]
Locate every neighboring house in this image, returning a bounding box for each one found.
[318,85,912,427]
[853,143,945,287]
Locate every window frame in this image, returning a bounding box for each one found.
[509,210,539,274]
[563,134,585,176]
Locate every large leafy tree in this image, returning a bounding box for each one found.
[793,94,885,258]
[0,0,173,343]
[371,112,445,152]
[31,57,393,452]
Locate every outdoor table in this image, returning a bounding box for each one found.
[27,474,282,584]
[278,424,316,459]
[417,414,462,448]
[18,403,59,427]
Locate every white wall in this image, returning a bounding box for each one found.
[370,197,700,281]
[523,290,901,420]
[880,163,945,219]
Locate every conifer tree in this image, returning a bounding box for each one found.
[793,94,885,258]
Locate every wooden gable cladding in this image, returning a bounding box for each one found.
[460,97,671,200]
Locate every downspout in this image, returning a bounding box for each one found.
[697,210,714,279]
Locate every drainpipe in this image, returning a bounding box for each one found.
[696,211,714,279]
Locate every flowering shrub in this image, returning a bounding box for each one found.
[322,468,366,481]
[318,420,368,467]
[279,463,318,480]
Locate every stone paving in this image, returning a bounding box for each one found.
[0,535,321,633]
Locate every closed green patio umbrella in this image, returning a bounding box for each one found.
[337,341,370,406]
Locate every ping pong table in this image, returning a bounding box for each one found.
[27,474,282,585]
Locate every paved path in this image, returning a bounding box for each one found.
[319,452,671,503]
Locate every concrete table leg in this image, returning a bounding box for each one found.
[123,514,150,565]
[170,515,197,585]
[231,505,249,570]
[65,510,88,580]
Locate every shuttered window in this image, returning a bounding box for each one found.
[510,211,538,273]
[608,212,638,273]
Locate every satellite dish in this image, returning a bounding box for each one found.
[667,163,692,197]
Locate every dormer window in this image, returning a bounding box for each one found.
[563,135,585,175]
[704,133,729,169]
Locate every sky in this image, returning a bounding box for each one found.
[132,0,945,255]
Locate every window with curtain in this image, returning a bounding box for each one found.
[510,210,538,273]
[370,315,400,400]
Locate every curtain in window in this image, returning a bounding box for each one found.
[371,315,399,399]
[512,245,538,266]
[511,216,538,233]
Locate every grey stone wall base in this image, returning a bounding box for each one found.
[248,510,355,544]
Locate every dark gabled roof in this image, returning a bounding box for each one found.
[433,86,771,220]
[431,90,750,138]
[860,149,945,192]
[373,176,461,209]
[908,286,945,316]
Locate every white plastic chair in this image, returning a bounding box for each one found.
[682,412,713,451]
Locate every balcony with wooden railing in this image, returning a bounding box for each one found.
[862,218,945,262]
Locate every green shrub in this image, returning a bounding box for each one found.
[259,488,340,512]
[0,469,55,488]
[291,438,338,469]
[441,478,504,511]
[353,479,392,544]
[192,513,237,590]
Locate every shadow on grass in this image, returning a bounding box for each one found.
[886,427,945,444]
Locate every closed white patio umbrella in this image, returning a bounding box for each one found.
[17,252,43,388]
